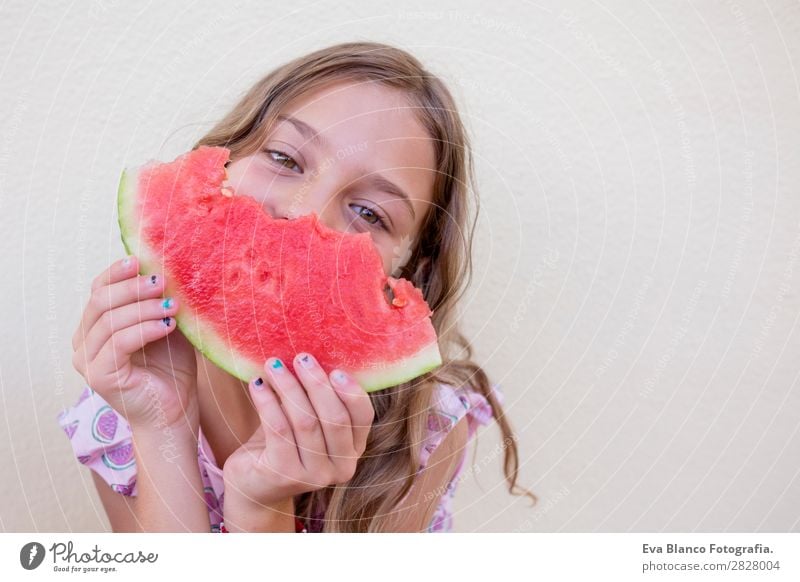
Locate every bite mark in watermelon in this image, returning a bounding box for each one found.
[117,146,442,392]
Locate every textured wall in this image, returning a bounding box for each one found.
[1,0,799,532]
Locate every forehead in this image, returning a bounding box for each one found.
[276,80,437,190]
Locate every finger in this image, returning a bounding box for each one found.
[292,353,355,463]
[91,255,138,292]
[247,376,304,477]
[74,256,141,350]
[83,296,179,362]
[329,369,375,456]
[76,273,166,351]
[89,317,178,386]
[264,357,328,470]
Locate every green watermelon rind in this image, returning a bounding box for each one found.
[118,168,265,384]
[117,165,442,393]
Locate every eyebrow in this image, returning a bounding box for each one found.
[363,174,417,222]
[276,114,329,148]
[276,114,417,223]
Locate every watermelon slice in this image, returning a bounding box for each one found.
[116,146,442,392]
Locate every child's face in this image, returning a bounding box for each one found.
[226,80,437,276]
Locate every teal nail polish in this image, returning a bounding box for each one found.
[271,358,283,370]
[162,297,174,309]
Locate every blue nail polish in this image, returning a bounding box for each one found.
[161,317,171,327]
[150,274,158,285]
[271,359,283,370]
[299,353,313,369]
[254,377,263,386]
[162,297,173,309]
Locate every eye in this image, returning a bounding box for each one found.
[264,149,303,174]
[350,203,389,232]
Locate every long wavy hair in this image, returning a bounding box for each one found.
[195,41,536,532]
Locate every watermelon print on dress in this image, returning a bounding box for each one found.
[92,406,118,443]
[116,146,442,392]
[111,483,136,496]
[102,442,135,471]
[62,420,79,440]
[57,382,501,531]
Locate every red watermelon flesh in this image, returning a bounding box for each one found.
[117,146,442,392]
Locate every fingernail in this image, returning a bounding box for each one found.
[162,297,174,309]
[331,370,348,386]
[122,256,132,268]
[253,377,264,390]
[269,358,283,371]
[149,274,159,286]
[298,353,314,369]
[161,317,171,327]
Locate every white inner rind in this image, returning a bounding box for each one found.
[347,341,443,390]
[117,166,443,393]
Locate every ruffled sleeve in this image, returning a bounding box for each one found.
[55,386,138,496]
[418,382,504,473]
[412,382,504,532]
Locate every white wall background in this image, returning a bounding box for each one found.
[1,0,799,532]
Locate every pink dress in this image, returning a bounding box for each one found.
[56,382,502,532]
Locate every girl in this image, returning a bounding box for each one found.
[59,41,536,533]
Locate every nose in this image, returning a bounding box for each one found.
[264,197,307,222]
[268,199,313,222]
[270,185,341,231]
[260,196,286,220]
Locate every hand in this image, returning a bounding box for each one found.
[222,353,375,512]
[71,256,199,433]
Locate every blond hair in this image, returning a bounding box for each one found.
[195,41,536,532]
